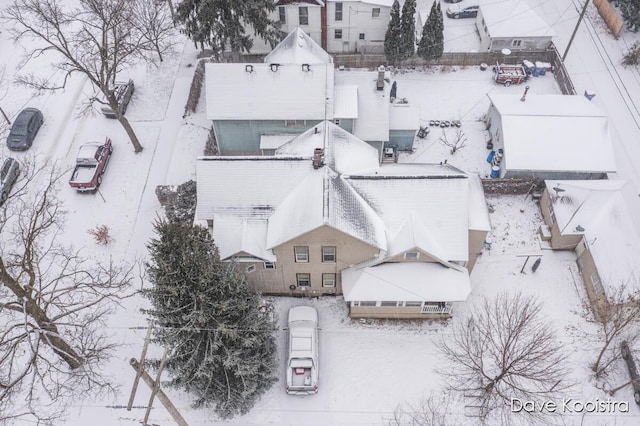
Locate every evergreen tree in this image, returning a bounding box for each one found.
[399,0,417,59]
[418,1,444,60]
[175,0,282,56]
[384,0,403,64]
[619,0,640,32]
[143,220,278,419]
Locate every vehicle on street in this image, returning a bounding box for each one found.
[68,138,113,192]
[100,79,134,118]
[443,0,464,3]
[493,63,529,86]
[446,4,479,19]
[0,157,20,205]
[6,108,44,151]
[286,306,319,395]
[621,341,640,405]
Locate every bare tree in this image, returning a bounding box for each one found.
[571,282,640,378]
[387,392,457,426]
[439,129,467,154]
[4,0,174,153]
[0,158,134,424]
[438,291,571,421]
[131,0,176,63]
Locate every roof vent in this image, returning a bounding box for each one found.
[270,63,280,72]
[245,64,254,73]
[302,63,310,72]
[376,65,385,91]
[313,148,325,169]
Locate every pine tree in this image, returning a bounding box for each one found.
[143,220,278,419]
[417,1,444,60]
[619,0,640,32]
[399,0,417,59]
[384,0,403,64]
[175,0,282,56]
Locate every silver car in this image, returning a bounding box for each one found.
[0,158,20,205]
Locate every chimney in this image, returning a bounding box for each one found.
[245,64,254,73]
[270,63,280,72]
[302,63,311,72]
[520,85,530,102]
[313,148,325,169]
[376,65,385,91]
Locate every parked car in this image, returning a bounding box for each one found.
[621,341,640,405]
[286,306,319,395]
[100,79,134,118]
[68,138,113,192]
[0,157,20,205]
[6,108,44,151]
[446,4,479,19]
[443,0,464,2]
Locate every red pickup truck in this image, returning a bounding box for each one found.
[69,138,113,192]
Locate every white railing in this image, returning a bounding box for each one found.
[421,303,452,314]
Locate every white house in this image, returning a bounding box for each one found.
[247,0,393,54]
[485,93,617,180]
[476,0,554,52]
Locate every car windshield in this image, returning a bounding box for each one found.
[11,124,28,136]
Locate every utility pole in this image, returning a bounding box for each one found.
[563,0,589,62]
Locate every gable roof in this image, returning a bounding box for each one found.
[489,94,617,174]
[264,27,333,65]
[479,0,554,38]
[206,62,334,120]
[212,216,275,262]
[386,211,450,264]
[546,180,640,294]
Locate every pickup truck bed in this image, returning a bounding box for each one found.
[69,166,98,184]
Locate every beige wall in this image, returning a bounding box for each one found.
[468,229,488,272]
[540,189,582,250]
[245,225,379,296]
[576,241,608,321]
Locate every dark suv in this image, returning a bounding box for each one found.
[0,157,20,205]
[101,79,134,118]
[6,108,44,151]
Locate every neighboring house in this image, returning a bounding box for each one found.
[539,180,640,318]
[485,93,617,180]
[207,27,419,156]
[196,121,491,319]
[476,0,554,52]
[248,1,393,54]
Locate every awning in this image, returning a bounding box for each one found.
[342,262,471,302]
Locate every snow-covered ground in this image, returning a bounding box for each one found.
[2,0,640,425]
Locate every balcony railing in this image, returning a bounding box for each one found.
[421,303,452,314]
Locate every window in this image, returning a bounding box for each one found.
[359,33,365,40]
[359,301,376,307]
[548,205,556,224]
[322,246,336,263]
[297,273,310,287]
[279,6,286,23]
[285,119,306,128]
[322,273,336,287]
[372,8,380,18]
[405,301,422,307]
[264,262,276,270]
[404,251,419,260]
[334,119,341,125]
[246,265,256,273]
[335,29,342,39]
[591,271,604,296]
[335,2,343,21]
[380,301,397,307]
[299,7,308,25]
[294,246,309,262]
[512,39,522,47]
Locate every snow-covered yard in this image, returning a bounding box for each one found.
[2,0,640,425]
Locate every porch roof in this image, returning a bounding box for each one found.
[342,262,471,302]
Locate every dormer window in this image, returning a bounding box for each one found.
[404,252,419,260]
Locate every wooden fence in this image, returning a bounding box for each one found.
[593,0,624,38]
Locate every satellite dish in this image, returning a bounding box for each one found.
[501,48,512,56]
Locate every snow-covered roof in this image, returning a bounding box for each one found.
[260,134,296,150]
[489,94,616,173]
[335,70,390,141]
[342,262,471,301]
[212,216,275,262]
[205,62,334,120]
[545,180,640,293]
[479,0,554,38]
[355,0,394,6]
[264,27,333,65]
[389,102,420,131]
[468,173,492,232]
[334,85,358,119]
[345,164,470,261]
[197,123,479,264]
